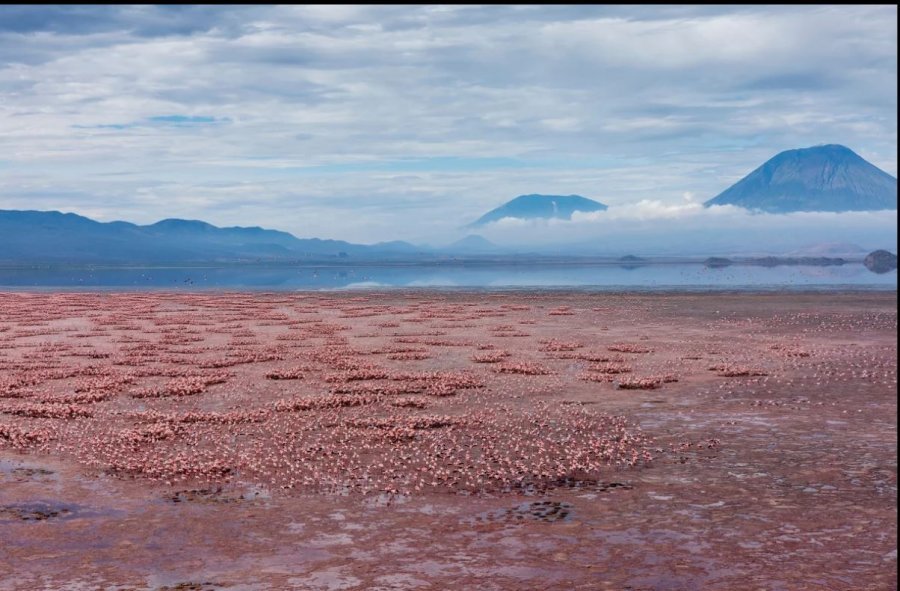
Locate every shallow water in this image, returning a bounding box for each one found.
[0,262,895,291]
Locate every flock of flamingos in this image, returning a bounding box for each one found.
[0,291,892,499]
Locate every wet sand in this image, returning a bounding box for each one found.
[1,291,896,590]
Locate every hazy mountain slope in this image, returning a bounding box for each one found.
[469,194,608,227]
[705,144,897,212]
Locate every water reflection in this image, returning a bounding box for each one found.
[0,262,894,291]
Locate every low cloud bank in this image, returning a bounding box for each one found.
[476,204,898,256]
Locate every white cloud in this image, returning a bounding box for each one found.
[0,6,895,243]
[474,207,897,255]
[540,117,580,131]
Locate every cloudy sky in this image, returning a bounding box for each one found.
[0,5,896,245]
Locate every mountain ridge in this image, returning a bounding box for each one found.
[0,209,420,264]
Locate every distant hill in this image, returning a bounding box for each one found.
[788,242,868,258]
[618,255,647,270]
[0,210,421,264]
[468,194,607,227]
[745,256,846,267]
[704,144,897,213]
[704,257,734,268]
[864,250,897,274]
[443,234,502,255]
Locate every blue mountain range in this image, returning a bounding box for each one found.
[0,210,419,264]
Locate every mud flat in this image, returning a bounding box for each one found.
[0,291,896,590]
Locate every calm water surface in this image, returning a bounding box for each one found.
[0,263,895,291]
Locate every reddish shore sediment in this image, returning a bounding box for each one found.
[1,291,896,590]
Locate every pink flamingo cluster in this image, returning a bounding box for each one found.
[3,291,885,497]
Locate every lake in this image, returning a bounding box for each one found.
[0,262,894,291]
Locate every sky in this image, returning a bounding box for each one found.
[0,5,897,247]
